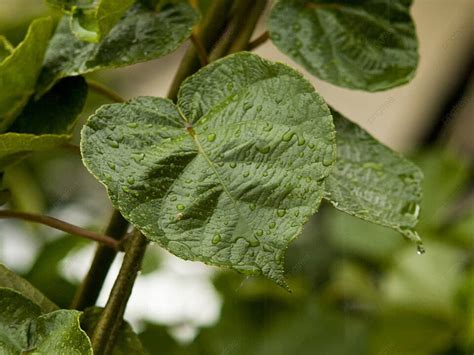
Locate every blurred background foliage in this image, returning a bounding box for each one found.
[0,1,473,354]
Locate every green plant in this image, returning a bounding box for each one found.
[0,0,428,353]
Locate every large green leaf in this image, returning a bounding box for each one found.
[0,17,53,131]
[80,307,147,354]
[268,0,419,91]
[81,52,336,286]
[37,0,199,95]
[324,110,423,246]
[10,76,88,135]
[47,0,135,43]
[0,133,70,170]
[0,288,92,354]
[0,264,58,314]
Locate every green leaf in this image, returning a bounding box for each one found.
[47,0,135,43]
[10,76,88,135]
[324,110,423,245]
[81,52,336,286]
[0,288,92,354]
[37,0,199,95]
[0,36,13,61]
[0,264,58,314]
[80,307,147,354]
[268,0,419,91]
[0,133,70,170]
[0,17,53,131]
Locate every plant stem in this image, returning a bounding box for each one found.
[91,231,148,355]
[248,30,269,50]
[0,210,120,250]
[227,0,267,54]
[190,33,209,66]
[208,0,254,61]
[167,0,233,101]
[87,80,126,103]
[71,210,129,310]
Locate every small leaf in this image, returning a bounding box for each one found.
[0,17,53,131]
[0,288,92,354]
[324,110,423,244]
[10,76,88,135]
[0,133,70,170]
[47,0,135,43]
[0,264,58,314]
[268,0,419,91]
[81,52,336,286]
[38,0,199,95]
[81,307,147,354]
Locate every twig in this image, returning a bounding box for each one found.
[91,231,148,355]
[71,210,129,310]
[87,80,126,103]
[248,31,269,50]
[0,210,121,250]
[190,33,209,66]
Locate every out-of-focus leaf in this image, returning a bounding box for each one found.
[268,0,419,91]
[325,110,423,245]
[0,133,69,170]
[26,235,87,308]
[10,76,88,135]
[47,0,135,43]
[414,148,470,229]
[0,288,92,354]
[326,209,402,264]
[38,0,199,94]
[379,241,465,320]
[0,17,53,131]
[80,52,336,286]
[0,264,58,313]
[80,307,147,354]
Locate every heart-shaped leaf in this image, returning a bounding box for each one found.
[325,110,423,246]
[0,288,92,354]
[47,0,135,43]
[81,52,336,286]
[37,0,199,95]
[268,0,419,91]
[0,17,53,131]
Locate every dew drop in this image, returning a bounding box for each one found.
[127,177,135,185]
[207,133,216,142]
[229,162,237,168]
[243,171,250,178]
[127,122,138,128]
[108,140,119,148]
[416,244,425,255]
[255,229,264,237]
[176,204,185,211]
[282,130,294,142]
[257,145,270,154]
[277,209,286,217]
[297,137,306,146]
[212,233,221,245]
[246,235,260,247]
[268,221,276,229]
